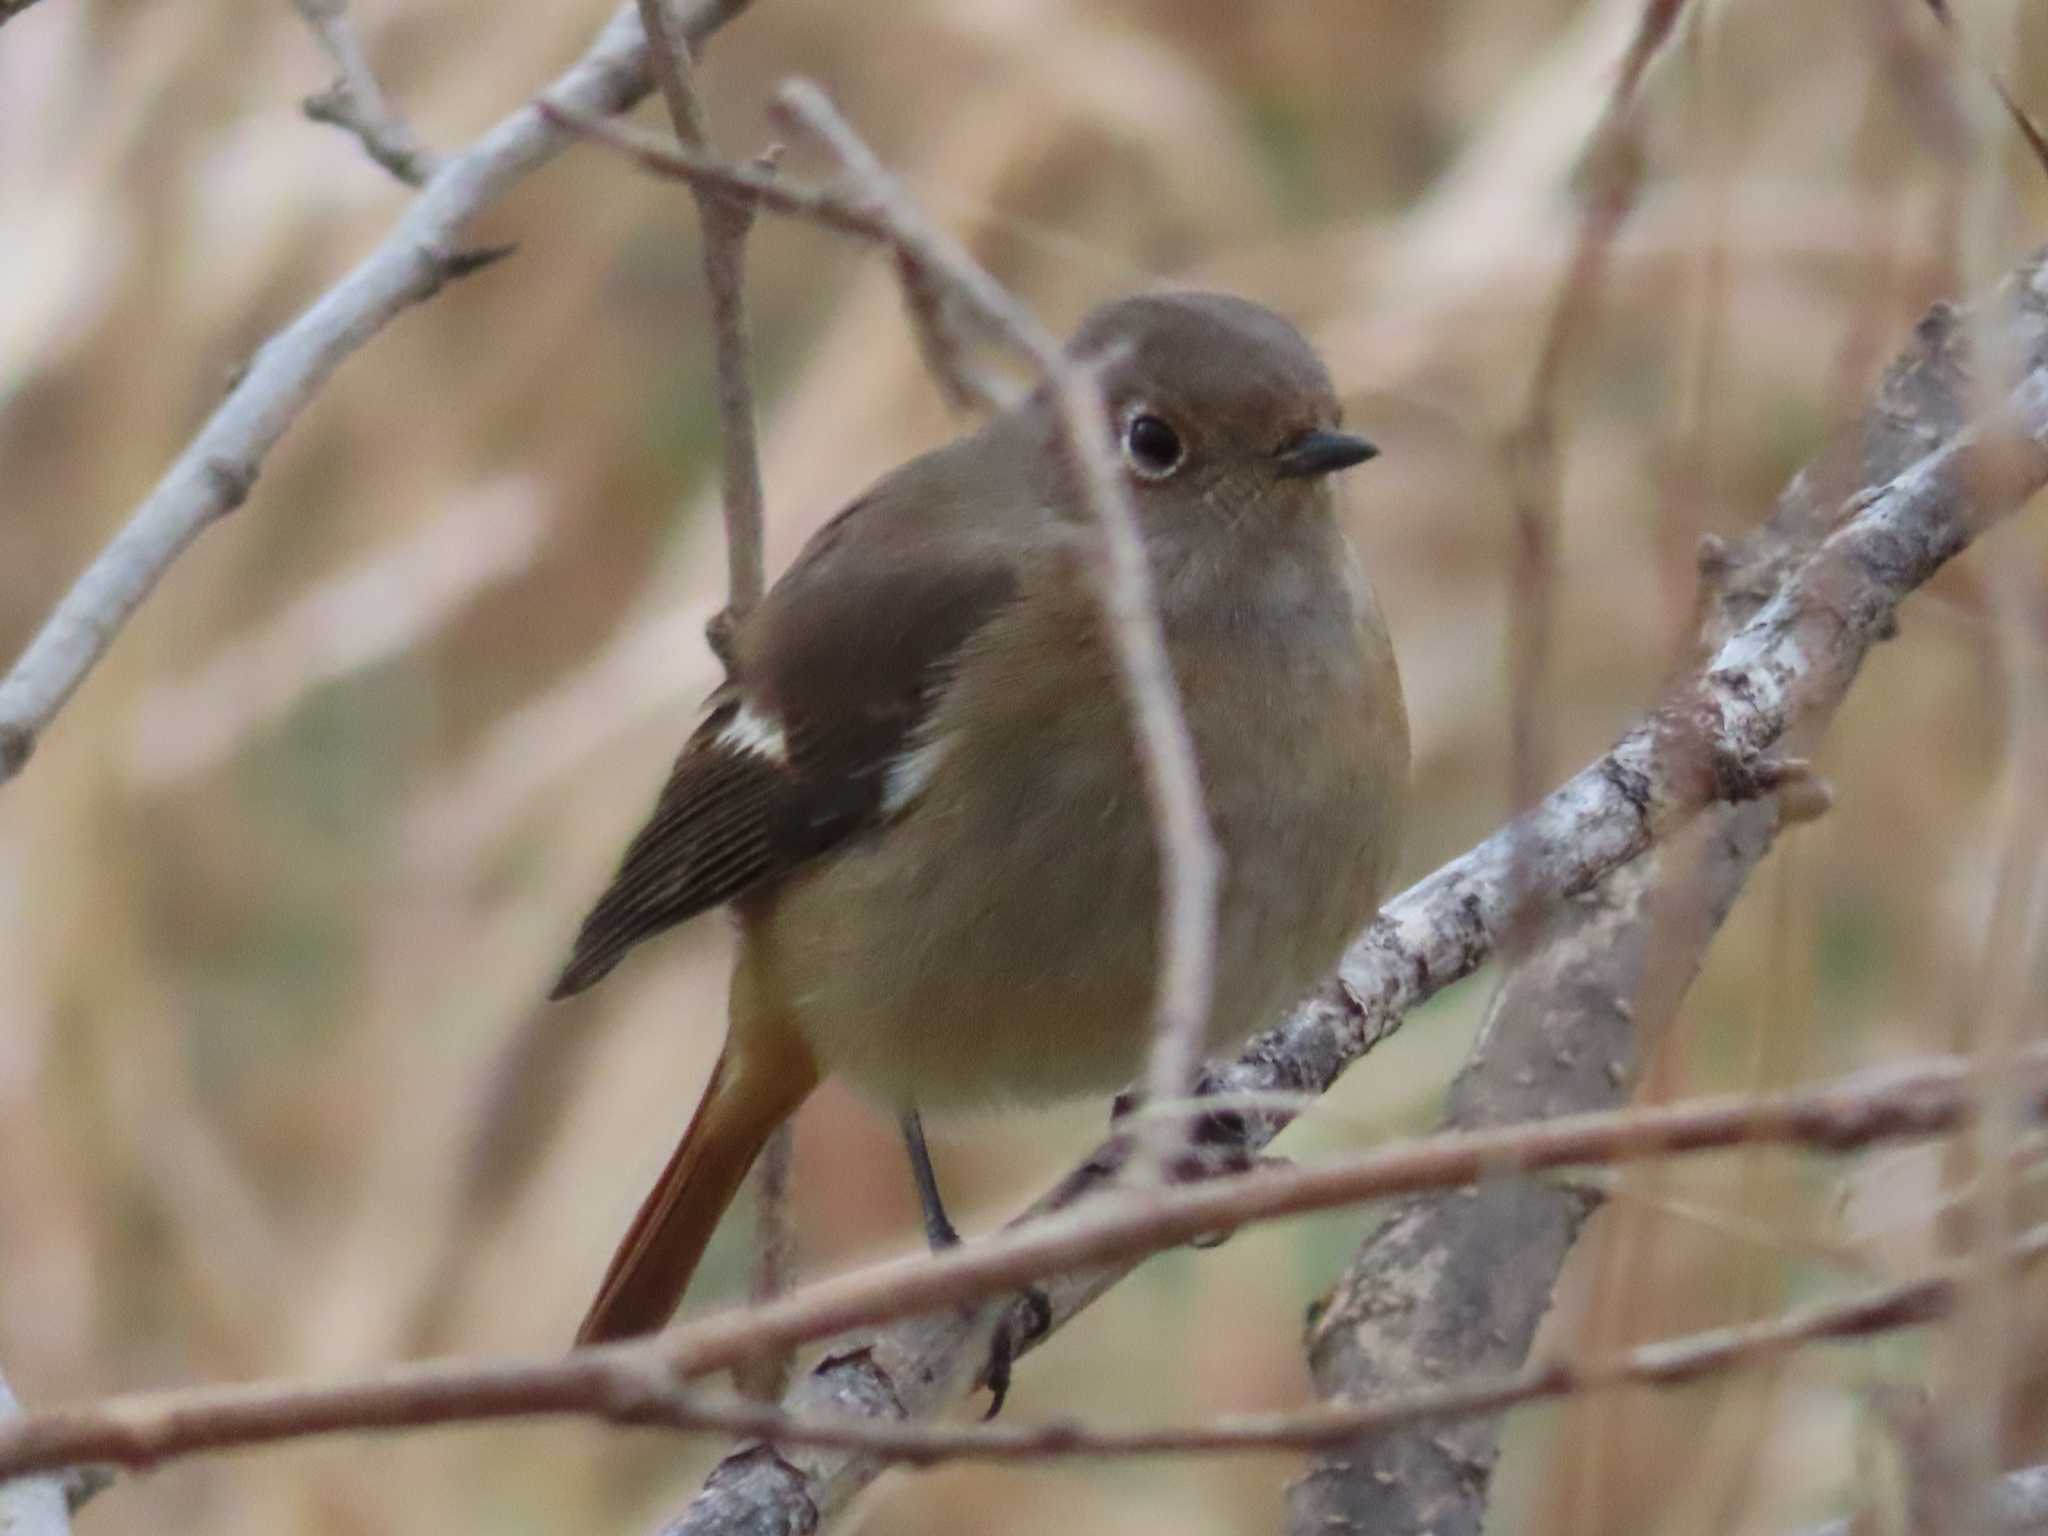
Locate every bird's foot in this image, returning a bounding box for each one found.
[977,1284,1053,1419]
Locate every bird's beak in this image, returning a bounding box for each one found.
[1273,430,1379,479]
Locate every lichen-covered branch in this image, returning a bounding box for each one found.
[1286,813,1778,1535]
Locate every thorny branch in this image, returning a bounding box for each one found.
[1,1052,2047,1483]
[0,0,753,787]
[290,0,440,187]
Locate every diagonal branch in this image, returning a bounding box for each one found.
[1503,0,1688,834]
[1289,806,1783,1535]
[290,0,440,186]
[1285,42,1924,1506]
[0,0,753,788]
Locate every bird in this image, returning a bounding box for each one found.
[553,289,1409,1358]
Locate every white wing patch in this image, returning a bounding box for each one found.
[881,732,952,817]
[712,701,791,764]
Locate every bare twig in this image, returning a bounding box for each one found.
[0,0,752,788]
[759,80,1224,1123]
[631,0,788,1396]
[633,0,767,636]
[290,0,440,186]
[0,1194,2044,1480]
[535,109,887,238]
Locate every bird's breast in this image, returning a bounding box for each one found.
[746,536,1407,1111]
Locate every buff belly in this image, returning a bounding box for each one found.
[743,700,1398,1111]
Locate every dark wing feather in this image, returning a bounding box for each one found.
[549,488,1021,1000]
[549,699,764,997]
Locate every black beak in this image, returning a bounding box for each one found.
[1273,429,1378,479]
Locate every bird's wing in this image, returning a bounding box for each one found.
[549,477,1026,999]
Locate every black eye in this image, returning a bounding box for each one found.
[1123,412,1184,478]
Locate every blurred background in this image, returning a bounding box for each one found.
[4,0,2048,1531]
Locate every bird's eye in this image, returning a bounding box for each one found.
[1122,412,1184,479]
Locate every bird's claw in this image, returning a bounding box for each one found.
[979,1284,1052,1418]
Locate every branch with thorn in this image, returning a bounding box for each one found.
[0,0,751,787]
[290,0,440,186]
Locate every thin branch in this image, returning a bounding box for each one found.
[769,82,1016,414]
[0,0,752,788]
[630,0,788,1395]
[536,108,889,239]
[761,80,1225,1121]
[0,1052,2045,1482]
[290,0,441,187]
[633,0,768,637]
[0,0,50,28]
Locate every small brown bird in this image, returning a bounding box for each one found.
[555,291,1408,1350]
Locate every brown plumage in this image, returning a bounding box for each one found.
[550,502,1020,1000]
[558,291,1409,1348]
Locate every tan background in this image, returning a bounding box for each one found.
[3,0,2048,1530]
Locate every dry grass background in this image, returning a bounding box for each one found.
[4,0,2048,1531]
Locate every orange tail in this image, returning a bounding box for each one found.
[576,1034,820,1346]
